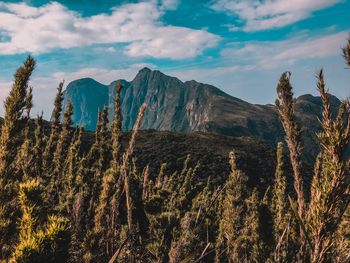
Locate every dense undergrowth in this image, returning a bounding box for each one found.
[0,38,350,263]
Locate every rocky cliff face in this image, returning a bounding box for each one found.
[63,68,341,156]
[62,78,108,129]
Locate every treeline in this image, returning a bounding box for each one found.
[0,39,349,263]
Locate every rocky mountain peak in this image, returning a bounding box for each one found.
[62,69,341,160]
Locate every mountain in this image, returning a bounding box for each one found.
[62,78,108,129]
[63,68,341,157]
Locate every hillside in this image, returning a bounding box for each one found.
[81,130,277,191]
[63,68,341,160]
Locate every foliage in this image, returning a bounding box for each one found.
[0,37,350,263]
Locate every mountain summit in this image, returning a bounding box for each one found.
[63,68,340,154]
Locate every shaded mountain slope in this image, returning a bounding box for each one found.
[63,68,341,159]
[81,130,277,191]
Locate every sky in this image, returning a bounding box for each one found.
[0,0,350,118]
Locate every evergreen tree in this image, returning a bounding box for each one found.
[32,114,44,178]
[111,83,123,169]
[155,163,167,189]
[15,85,34,180]
[86,106,110,221]
[275,72,307,259]
[167,155,200,217]
[43,82,64,173]
[90,83,124,262]
[145,164,174,263]
[15,124,33,180]
[334,36,350,263]
[47,101,73,208]
[271,142,294,262]
[275,72,305,221]
[215,151,248,263]
[306,70,350,263]
[239,189,264,262]
[118,103,148,262]
[0,56,35,259]
[276,67,350,263]
[168,178,216,263]
[60,127,83,214]
[0,56,35,175]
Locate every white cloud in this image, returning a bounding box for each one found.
[106,47,117,53]
[125,27,217,58]
[158,0,179,10]
[167,65,252,82]
[224,24,240,32]
[0,1,218,58]
[160,31,347,85]
[50,63,157,85]
[92,46,117,53]
[221,31,348,69]
[212,0,342,31]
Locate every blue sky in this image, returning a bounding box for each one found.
[0,0,349,117]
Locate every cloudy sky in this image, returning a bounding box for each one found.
[0,0,349,117]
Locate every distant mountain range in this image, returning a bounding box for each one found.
[63,68,341,158]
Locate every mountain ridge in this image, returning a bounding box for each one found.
[62,68,341,159]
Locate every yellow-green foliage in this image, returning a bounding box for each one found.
[11,215,68,263]
[11,180,69,263]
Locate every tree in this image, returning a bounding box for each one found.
[306,70,350,262]
[47,101,73,208]
[118,103,148,262]
[59,128,83,214]
[111,83,123,170]
[0,56,35,176]
[215,151,248,263]
[43,82,64,173]
[0,56,36,259]
[90,84,124,262]
[15,85,35,180]
[275,66,350,262]
[86,106,110,221]
[275,72,305,221]
[145,164,174,263]
[15,124,33,180]
[275,72,307,260]
[32,115,44,178]
[168,178,217,263]
[271,142,294,262]
[239,189,264,262]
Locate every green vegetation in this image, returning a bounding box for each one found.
[0,38,349,263]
